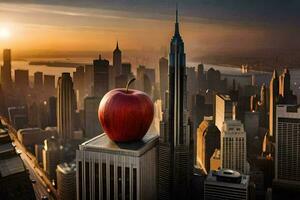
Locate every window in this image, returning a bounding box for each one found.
[133,168,137,200]
[85,162,90,200]
[110,165,114,200]
[118,166,122,200]
[125,167,129,200]
[102,163,107,199]
[78,161,82,200]
[95,163,99,199]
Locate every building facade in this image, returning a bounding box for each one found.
[204,169,249,200]
[158,8,193,200]
[76,133,158,200]
[275,105,300,185]
[57,73,76,142]
[215,94,233,132]
[221,120,248,174]
[57,162,76,200]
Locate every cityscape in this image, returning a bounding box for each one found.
[1,1,300,200]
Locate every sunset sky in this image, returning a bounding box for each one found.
[0,0,300,60]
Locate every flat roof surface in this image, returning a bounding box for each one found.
[80,132,159,157]
[0,143,14,155]
[0,156,25,177]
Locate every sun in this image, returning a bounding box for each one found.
[0,27,11,39]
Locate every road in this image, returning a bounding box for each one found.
[1,117,58,200]
[20,152,55,200]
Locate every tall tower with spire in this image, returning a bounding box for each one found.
[113,41,122,76]
[158,6,193,200]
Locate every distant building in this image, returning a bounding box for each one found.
[93,55,109,98]
[17,128,45,146]
[44,74,56,96]
[84,96,102,139]
[215,94,233,132]
[204,169,249,200]
[1,49,12,90]
[269,70,279,139]
[73,66,85,109]
[57,73,76,142]
[56,162,76,200]
[210,149,221,171]
[273,105,300,198]
[113,42,122,76]
[48,96,57,127]
[14,69,29,91]
[42,137,61,181]
[221,120,248,174]
[84,65,94,96]
[8,106,28,130]
[159,57,168,109]
[34,71,43,90]
[76,133,158,200]
[121,63,131,76]
[197,119,220,173]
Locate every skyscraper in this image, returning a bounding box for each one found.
[221,120,248,174]
[84,96,102,138]
[113,41,122,76]
[275,105,300,186]
[197,119,220,173]
[93,55,109,98]
[259,83,267,127]
[34,71,43,90]
[76,133,158,200]
[56,162,76,200]
[42,137,61,181]
[158,7,193,199]
[159,57,168,109]
[44,74,56,96]
[269,70,279,138]
[57,73,76,142]
[1,49,12,90]
[14,69,29,91]
[215,94,233,132]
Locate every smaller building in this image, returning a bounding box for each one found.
[204,169,250,200]
[76,132,158,200]
[57,162,76,200]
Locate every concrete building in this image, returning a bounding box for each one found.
[113,42,122,77]
[210,149,221,171]
[14,69,29,91]
[57,162,76,200]
[269,70,279,138]
[34,71,43,90]
[221,120,248,174]
[76,133,158,200]
[44,74,56,96]
[158,8,194,200]
[159,57,168,109]
[42,137,61,181]
[204,169,249,200]
[1,49,12,90]
[275,105,300,188]
[196,119,220,173]
[93,55,110,98]
[57,73,76,142]
[84,96,102,139]
[215,94,233,132]
[17,128,45,146]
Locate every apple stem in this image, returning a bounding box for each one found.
[126,78,136,93]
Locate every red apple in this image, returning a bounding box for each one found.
[98,78,154,142]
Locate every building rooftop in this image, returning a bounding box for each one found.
[0,143,15,156]
[0,155,25,177]
[217,94,232,101]
[57,162,76,174]
[206,169,249,187]
[79,132,159,157]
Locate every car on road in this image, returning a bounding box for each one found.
[41,195,48,200]
[31,179,36,184]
